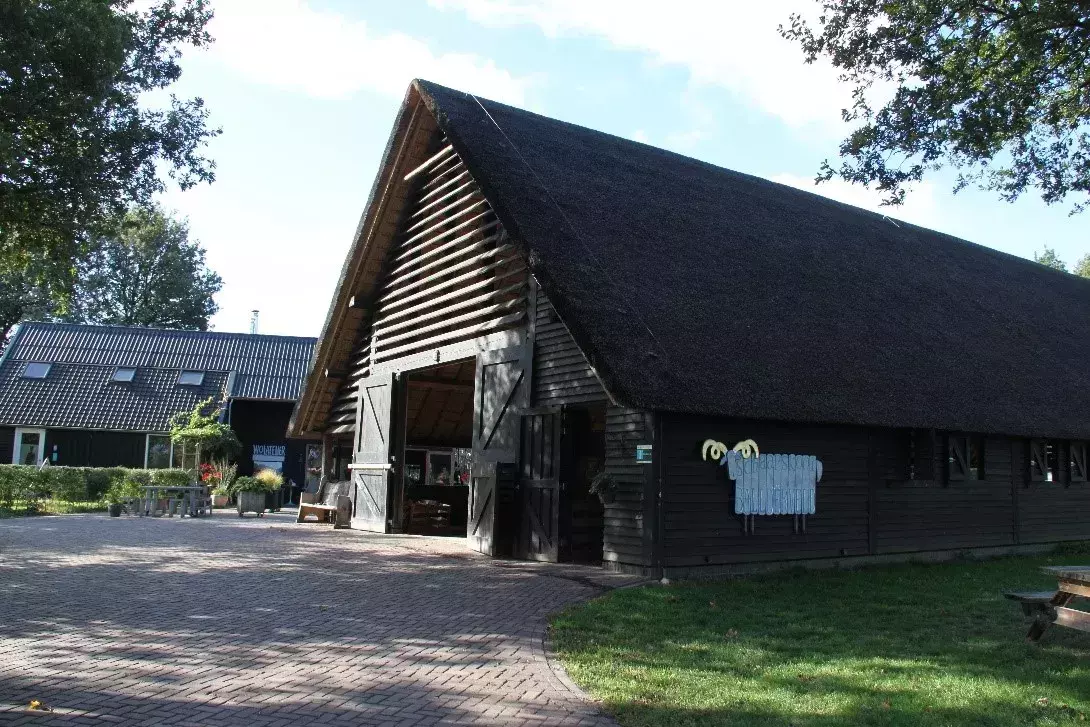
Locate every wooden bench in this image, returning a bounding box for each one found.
[1004,590,1057,617]
[297,481,352,528]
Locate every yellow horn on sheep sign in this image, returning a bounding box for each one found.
[701,438,759,461]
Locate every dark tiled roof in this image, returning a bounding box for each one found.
[415,80,1090,439]
[0,323,316,431]
[0,363,229,431]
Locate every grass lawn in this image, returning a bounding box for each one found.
[0,500,104,518]
[551,547,1090,727]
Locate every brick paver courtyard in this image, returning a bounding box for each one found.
[0,512,640,726]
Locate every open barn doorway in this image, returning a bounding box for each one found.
[398,360,475,536]
[517,405,606,563]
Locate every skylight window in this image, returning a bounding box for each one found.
[22,362,51,379]
[112,367,137,383]
[177,370,205,386]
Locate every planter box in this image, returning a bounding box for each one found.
[237,491,266,517]
[265,488,283,513]
[213,494,229,508]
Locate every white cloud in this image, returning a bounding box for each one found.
[428,0,850,129]
[205,0,529,103]
[629,129,650,143]
[770,173,939,229]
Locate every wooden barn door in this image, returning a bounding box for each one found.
[519,410,564,562]
[468,346,528,555]
[352,373,396,532]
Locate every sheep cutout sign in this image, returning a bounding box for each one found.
[702,438,823,533]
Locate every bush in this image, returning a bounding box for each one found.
[254,468,284,489]
[84,469,112,500]
[151,469,192,487]
[41,467,88,501]
[0,466,33,507]
[106,478,145,505]
[233,475,277,493]
[0,465,194,505]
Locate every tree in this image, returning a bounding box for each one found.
[1034,246,1068,271]
[0,0,218,282]
[169,396,241,473]
[67,205,222,329]
[0,262,61,346]
[1075,254,1090,279]
[781,2,1090,213]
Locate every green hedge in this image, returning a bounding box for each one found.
[0,465,193,506]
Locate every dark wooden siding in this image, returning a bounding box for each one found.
[660,414,1090,575]
[1017,439,1090,543]
[873,433,1016,553]
[230,400,307,485]
[603,407,652,571]
[661,414,871,572]
[0,426,13,463]
[41,429,146,468]
[532,289,607,406]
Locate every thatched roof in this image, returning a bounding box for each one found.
[293,79,1090,440]
[416,80,1090,439]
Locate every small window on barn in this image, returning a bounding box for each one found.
[1029,439,1059,482]
[21,362,51,379]
[1068,444,1085,483]
[1070,442,1088,483]
[112,367,136,383]
[177,370,204,386]
[947,434,984,482]
[902,429,937,481]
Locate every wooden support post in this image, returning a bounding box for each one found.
[321,434,332,481]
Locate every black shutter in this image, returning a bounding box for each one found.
[947,435,968,482]
[1029,440,1049,482]
[1071,442,1087,483]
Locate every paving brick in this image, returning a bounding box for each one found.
[0,512,635,726]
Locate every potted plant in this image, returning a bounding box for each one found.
[205,459,237,508]
[106,478,143,516]
[212,485,231,508]
[254,468,285,512]
[234,476,275,517]
[589,469,617,505]
[105,487,123,517]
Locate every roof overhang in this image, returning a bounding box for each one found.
[289,84,440,437]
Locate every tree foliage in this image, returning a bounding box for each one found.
[1075,253,1090,279]
[169,396,240,463]
[0,0,218,276]
[68,205,222,329]
[782,2,1090,213]
[1034,246,1068,271]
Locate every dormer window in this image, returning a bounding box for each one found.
[112,367,136,383]
[22,362,51,379]
[177,370,205,386]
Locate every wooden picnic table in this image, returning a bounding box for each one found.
[1010,566,1090,642]
[140,485,208,518]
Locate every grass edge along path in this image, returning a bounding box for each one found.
[551,547,1090,727]
[0,500,104,518]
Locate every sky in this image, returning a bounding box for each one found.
[159,0,1088,337]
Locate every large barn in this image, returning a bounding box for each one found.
[0,322,317,487]
[289,79,1090,576]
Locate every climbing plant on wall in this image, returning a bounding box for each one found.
[169,397,240,471]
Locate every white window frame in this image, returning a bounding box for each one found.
[144,433,175,469]
[13,428,47,465]
[112,367,137,382]
[177,370,204,386]
[22,362,51,379]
